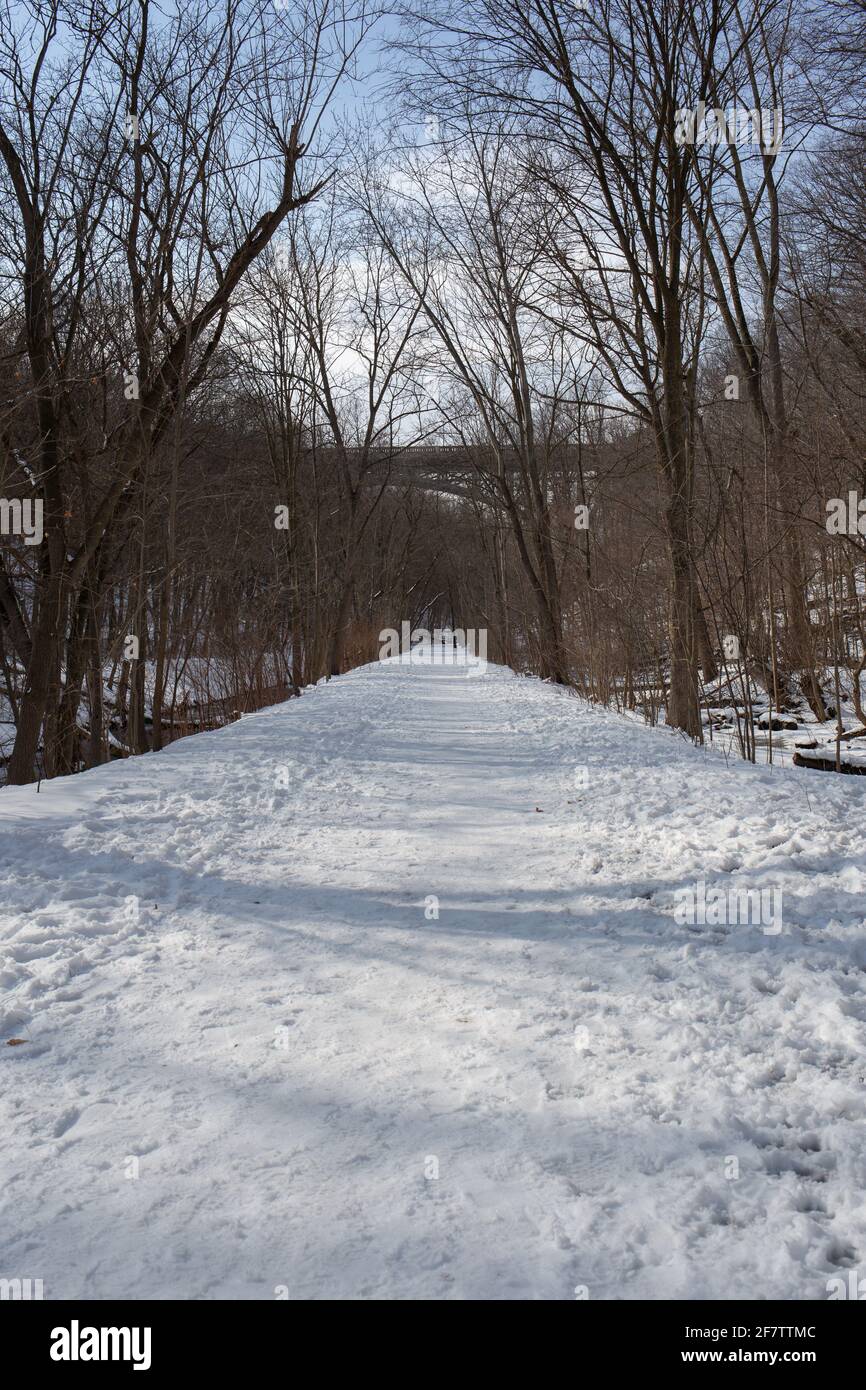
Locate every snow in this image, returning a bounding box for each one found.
[1,654,290,779]
[694,663,866,770]
[2,653,866,1300]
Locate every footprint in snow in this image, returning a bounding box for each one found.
[53,1107,80,1138]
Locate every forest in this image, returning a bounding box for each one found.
[1,0,865,783]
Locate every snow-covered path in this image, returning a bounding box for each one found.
[2,657,866,1300]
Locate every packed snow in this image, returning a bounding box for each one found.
[1,653,866,1300]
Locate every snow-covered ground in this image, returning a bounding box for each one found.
[1,654,866,1300]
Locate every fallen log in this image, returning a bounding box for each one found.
[793,749,866,775]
